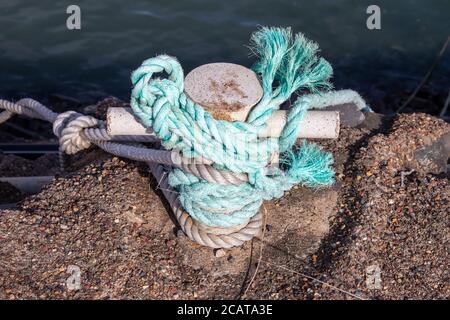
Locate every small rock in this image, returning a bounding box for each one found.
[214,249,226,258]
[358,112,391,131]
[414,132,450,174]
[324,103,365,127]
[176,229,185,237]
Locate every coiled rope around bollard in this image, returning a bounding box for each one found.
[0,27,371,248]
[130,27,342,229]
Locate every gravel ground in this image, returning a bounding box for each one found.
[0,113,449,300]
[311,113,450,299]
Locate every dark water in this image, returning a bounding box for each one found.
[0,0,449,105]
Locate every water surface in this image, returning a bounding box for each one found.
[0,0,448,105]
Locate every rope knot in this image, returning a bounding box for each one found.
[53,111,99,154]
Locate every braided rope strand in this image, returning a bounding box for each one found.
[148,162,262,248]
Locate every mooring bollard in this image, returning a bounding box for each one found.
[107,63,340,140]
[128,62,342,248]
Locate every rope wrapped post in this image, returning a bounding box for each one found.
[127,28,359,249]
[130,59,342,248]
[145,63,273,247]
[142,63,282,248]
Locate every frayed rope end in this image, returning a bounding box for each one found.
[283,140,335,188]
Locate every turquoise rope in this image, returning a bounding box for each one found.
[130,27,369,228]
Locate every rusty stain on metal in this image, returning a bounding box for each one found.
[184,63,263,121]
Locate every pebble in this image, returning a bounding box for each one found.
[176,229,185,237]
[214,249,226,258]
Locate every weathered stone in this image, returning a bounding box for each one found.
[176,187,338,275]
[414,132,450,174]
[357,112,394,132]
[263,188,338,260]
[324,103,365,127]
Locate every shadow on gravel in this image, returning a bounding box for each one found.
[313,114,396,273]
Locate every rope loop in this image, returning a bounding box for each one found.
[54,111,100,154]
